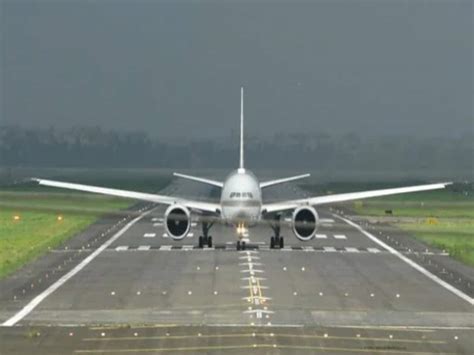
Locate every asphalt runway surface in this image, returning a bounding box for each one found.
[1,181,473,354]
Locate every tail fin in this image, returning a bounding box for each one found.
[239,87,245,172]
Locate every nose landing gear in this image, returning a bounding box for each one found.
[236,240,247,251]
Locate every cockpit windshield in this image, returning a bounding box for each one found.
[230,192,253,198]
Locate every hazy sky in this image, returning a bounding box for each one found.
[2,0,472,139]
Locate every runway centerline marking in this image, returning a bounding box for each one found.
[337,215,474,306]
[239,249,272,323]
[1,209,152,327]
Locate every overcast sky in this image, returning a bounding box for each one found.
[1,0,472,139]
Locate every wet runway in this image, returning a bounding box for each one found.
[1,181,473,354]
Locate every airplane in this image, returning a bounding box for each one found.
[32,88,451,250]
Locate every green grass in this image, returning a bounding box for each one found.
[0,190,131,278]
[344,183,474,267]
[398,220,474,267]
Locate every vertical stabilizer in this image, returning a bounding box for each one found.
[239,87,245,172]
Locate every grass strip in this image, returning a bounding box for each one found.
[0,191,131,278]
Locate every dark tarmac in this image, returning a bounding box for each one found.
[1,181,473,354]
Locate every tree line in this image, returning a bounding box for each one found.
[0,125,472,179]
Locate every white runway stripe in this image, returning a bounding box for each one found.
[162,233,169,238]
[315,234,327,239]
[108,245,415,254]
[1,210,151,327]
[337,215,474,306]
[143,233,156,238]
[153,222,163,227]
[320,218,335,223]
[187,233,194,238]
[334,234,347,239]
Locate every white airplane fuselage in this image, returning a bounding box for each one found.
[220,168,262,226]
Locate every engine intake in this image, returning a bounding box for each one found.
[292,206,319,241]
[164,204,191,240]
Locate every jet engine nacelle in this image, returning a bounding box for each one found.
[292,206,319,241]
[164,204,191,240]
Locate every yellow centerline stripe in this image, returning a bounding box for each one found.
[74,343,452,354]
[83,332,445,344]
[88,324,436,332]
[248,277,253,300]
[89,324,179,331]
[256,276,263,300]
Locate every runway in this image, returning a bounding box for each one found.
[0,181,473,354]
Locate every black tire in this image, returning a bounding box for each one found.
[279,236,284,249]
[236,241,241,251]
[242,241,246,250]
[208,236,213,248]
[270,237,275,249]
[198,236,204,248]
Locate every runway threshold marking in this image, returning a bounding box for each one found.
[1,209,152,327]
[337,215,474,306]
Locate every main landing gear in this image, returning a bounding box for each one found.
[198,221,213,248]
[270,214,284,249]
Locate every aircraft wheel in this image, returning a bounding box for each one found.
[242,241,246,250]
[207,236,213,248]
[198,236,204,248]
[236,241,241,251]
[270,237,275,249]
[279,236,284,249]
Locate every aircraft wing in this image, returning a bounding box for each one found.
[262,182,451,214]
[173,173,223,188]
[32,178,220,214]
[259,173,310,188]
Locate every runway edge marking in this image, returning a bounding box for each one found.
[336,214,474,306]
[1,209,152,327]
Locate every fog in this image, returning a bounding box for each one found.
[2,1,472,141]
[1,1,472,181]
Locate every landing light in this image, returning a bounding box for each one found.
[13,215,20,221]
[236,223,247,236]
[57,215,63,221]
